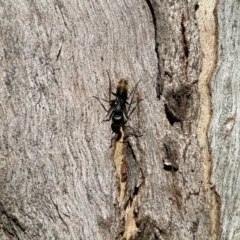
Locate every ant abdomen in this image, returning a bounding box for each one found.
[116,79,128,100]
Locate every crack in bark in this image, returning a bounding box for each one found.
[164,86,192,126]
[145,0,162,99]
[120,140,145,240]
[181,13,189,80]
[50,197,69,231]
[130,216,165,240]
[56,42,63,61]
[55,0,68,28]
[196,0,220,238]
[0,201,26,239]
[163,137,179,171]
[211,186,221,240]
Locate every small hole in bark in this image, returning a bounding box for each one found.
[194,4,199,11]
[164,103,180,126]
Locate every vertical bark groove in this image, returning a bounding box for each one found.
[196,0,220,239]
[145,0,162,98]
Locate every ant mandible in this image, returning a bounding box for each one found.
[93,71,143,147]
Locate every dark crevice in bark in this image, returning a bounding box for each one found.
[0,202,26,239]
[126,141,137,166]
[130,216,166,240]
[164,103,181,126]
[190,218,200,234]
[194,3,199,11]
[181,13,189,80]
[164,86,192,126]
[121,159,128,183]
[181,14,189,59]
[163,137,179,171]
[125,140,143,201]
[56,42,63,61]
[211,186,221,239]
[145,0,162,99]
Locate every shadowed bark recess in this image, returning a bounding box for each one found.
[0,0,225,239]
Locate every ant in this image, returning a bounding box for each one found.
[93,71,143,147]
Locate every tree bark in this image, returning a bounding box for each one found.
[0,0,236,239]
[209,0,240,239]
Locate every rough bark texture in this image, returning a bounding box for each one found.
[0,0,234,239]
[210,0,240,239]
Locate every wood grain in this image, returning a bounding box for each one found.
[210,0,240,239]
[0,0,227,239]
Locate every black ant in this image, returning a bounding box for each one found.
[93,72,143,147]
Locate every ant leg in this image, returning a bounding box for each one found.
[93,96,115,122]
[123,126,144,141]
[109,127,123,147]
[93,96,110,112]
[93,96,113,104]
[127,98,143,119]
[106,70,113,101]
[128,80,141,100]
[123,98,143,125]
[93,96,116,121]
[126,100,136,105]
[103,108,114,122]
[107,71,118,99]
[109,133,116,148]
[126,80,141,115]
[123,112,130,125]
[127,88,137,111]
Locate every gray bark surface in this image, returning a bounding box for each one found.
[0,0,230,239]
[210,0,240,239]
